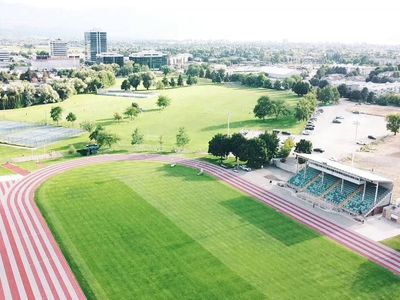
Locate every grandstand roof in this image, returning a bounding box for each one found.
[296,153,393,184]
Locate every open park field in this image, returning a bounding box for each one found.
[0,83,304,162]
[36,161,400,299]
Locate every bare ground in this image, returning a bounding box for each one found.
[342,134,400,203]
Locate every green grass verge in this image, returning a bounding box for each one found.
[2,83,305,154]
[382,235,400,252]
[36,162,400,299]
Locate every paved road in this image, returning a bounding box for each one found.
[0,154,399,299]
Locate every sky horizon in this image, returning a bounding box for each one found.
[1,0,400,45]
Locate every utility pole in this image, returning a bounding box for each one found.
[352,119,360,166]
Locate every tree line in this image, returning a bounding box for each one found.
[0,66,116,110]
[208,132,298,168]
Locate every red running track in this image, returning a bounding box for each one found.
[0,154,399,299]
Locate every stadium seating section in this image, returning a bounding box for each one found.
[289,168,390,215]
[288,167,320,189]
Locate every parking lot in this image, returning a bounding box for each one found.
[295,101,389,160]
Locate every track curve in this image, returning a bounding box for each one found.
[0,154,399,299]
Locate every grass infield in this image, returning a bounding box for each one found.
[36,162,400,299]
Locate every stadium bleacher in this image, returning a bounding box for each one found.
[325,181,359,206]
[306,174,338,196]
[288,167,320,189]
[344,184,389,215]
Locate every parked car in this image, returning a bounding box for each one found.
[302,130,311,135]
[310,117,317,121]
[336,116,344,119]
[305,127,315,131]
[313,148,325,153]
[272,129,280,134]
[356,141,367,145]
[281,131,291,135]
[368,135,376,140]
[239,165,252,172]
[332,119,341,124]
[318,108,324,113]
[352,111,360,114]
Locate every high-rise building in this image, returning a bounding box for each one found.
[49,39,68,57]
[84,29,107,62]
[0,50,10,62]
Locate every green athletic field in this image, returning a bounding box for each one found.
[36,161,400,299]
[1,83,305,156]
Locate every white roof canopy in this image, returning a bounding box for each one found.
[296,153,393,184]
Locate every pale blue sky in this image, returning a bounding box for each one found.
[1,0,400,44]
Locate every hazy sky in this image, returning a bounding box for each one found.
[1,0,400,44]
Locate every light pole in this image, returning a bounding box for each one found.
[352,119,360,165]
[227,112,231,137]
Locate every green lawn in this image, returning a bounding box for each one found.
[382,235,400,252]
[1,83,305,154]
[36,162,400,299]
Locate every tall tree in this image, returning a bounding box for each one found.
[177,74,184,87]
[113,112,122,122]
[50,106,63,125]
[292,81,310,96]
[65,112,76,125]
[131,128,144,148]
[141,72,154,90]
[258,131,280,161]
[157,95,171,109]
[176,127,190,150]
[128,74,141,90]
[208,133,231,163]
[121,79,130,91]
[124,106,140,120]
[386,114,400,135]
[230,133,247,163]
[253,96,274,120]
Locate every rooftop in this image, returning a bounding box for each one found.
[129,50,166,58]
[296,153,393,184]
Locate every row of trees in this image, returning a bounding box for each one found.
[49,106,76,125]
[131,127,190,151]
[253,92,318,122]
[337,84,400,107]
[208,132,296,168]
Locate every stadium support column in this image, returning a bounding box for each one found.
[374,182,379,204]
[341,179,344,193]
[362,182,366,202]
[321,172,324,184]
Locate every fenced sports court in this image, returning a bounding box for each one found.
[0,120,84,148]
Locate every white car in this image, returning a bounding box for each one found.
[302,130,311,135]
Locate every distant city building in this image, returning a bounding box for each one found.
[168,53,192,67]
[49,39,68,57]
[84,29,107,62]
[30,56,80,71]
[129,50,168,69]
[0,50,11,68]
[0,50,10,62]
[96,52,124,66]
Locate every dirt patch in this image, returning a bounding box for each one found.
[347,103,400,117]
[341,134,400,203]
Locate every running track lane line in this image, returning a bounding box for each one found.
[0,154,399,300]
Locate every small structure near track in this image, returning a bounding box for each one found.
[288,153,394,218]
